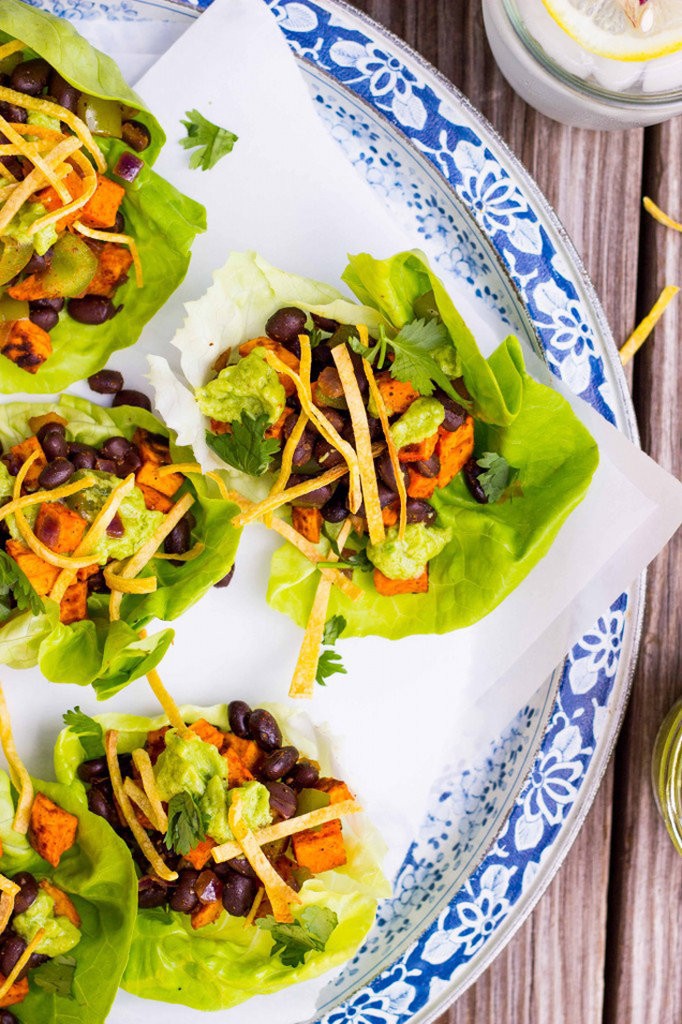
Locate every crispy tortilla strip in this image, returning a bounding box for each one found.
[244,886,265,928]
[105,730,177,882]
[74,220,143,287]
[0,41,25,63]
[364,355,407,540]
[213,798,361,863]
[0,136,80,233]
[227,790,300,923]
[0,115,70,202]
[0,85,106,171]
[267,409,308,528]
[158,463,201,477]
[0,877,19,935]
[332,341,385,545]
[0,686,32,835]
[619,284,679,366]
[123,777,156,828]
[0,927,45,1002]
[152,542,205,562]
[32,149,98,236]
[103,567,157,595]
[132,748,168,832]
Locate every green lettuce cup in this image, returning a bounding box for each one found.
[54,702,389,1011]
[0,770,137,1022]
[150,249,598,640]
[0,0,206,393]
[0,396,241,697]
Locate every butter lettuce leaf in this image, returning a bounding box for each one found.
[0,397,240,695]
[0,770,137,1023]
[54,704,389,1011]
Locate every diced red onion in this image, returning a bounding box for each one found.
[114,151,144,183]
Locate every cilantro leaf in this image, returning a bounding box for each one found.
[165,791,206,856]
[33,954,77,997]
[316,650,347,687]
[475,452,519,503]
[180,109,238,171]
[63,707,104,760]
[389,319,458,399]
[324,533,373,573]
[0,549,43,619]
[257,907,338,967]
[322,614,346,646]
[205,413,280,476]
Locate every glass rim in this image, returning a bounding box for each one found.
[502,0,682,108]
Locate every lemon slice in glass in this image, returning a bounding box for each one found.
[542,0,682,60]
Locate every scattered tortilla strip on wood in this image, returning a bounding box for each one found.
[619,284,679,366]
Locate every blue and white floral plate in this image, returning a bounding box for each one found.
[31,0,643,1020]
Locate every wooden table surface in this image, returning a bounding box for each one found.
[346,2,682,1021]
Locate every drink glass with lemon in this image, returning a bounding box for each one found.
[483,0,682,128]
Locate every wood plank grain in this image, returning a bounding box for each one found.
[344,3,646,1023]
[603,116,682,1024]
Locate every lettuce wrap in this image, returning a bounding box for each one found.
[0,0,206,393]
[0,396,241,696]
[0,769,137,1022]
[54,702,389,1011]
[149,249,599,640]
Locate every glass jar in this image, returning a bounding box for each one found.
[482,0,682,129]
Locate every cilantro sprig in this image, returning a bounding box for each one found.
[475,452,519,503]
[33,955,77,997]
[348,319,461,401]
[257,906,339,967]
[316,614,347,688]
[165,791,206,856]
[0,550,43,621]
[62,707,104,760]
[180,109,238,171]
[206,413,280,476]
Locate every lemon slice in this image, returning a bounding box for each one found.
[542,0,682,60]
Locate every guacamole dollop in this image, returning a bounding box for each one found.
[5,202,58,257]
[202,778,272,844]
[390,398,444,450]
[433,342,462,380]
[367,523,451,581]
[66,471,164,564]
[14,888,81,958]
[154,730,227,802]
[195,349,285,426]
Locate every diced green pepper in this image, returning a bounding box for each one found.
[0,239,32,287]
[75,95,123,138]
[36,234,98,298]
[0,297,29,322]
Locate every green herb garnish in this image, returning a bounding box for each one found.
[0,549,43,619]
[348,318,459,400]
[475,452,519,503]
[33,954,77,997]
[316,614,347,687]
[180,109,238,171]
[206,413,280,476]
[165,791,206,855]
[63,707,104,760]
[257,906,339,967]
[322,614,346,646]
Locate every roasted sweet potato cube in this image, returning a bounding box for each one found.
[292,820,347,873]
[223,734,262,772]
[191,899,223,930]
[238,337,299,397]
[406,468,437,500]
[5,540,58,596]
[76,563,100,583]
[374,372,419,415]
[373,566,429,596]
[137,483,173,513]
[0,319,52,374]
[436,417,475,489]
[184,837,217,871]
[29,793,78,868]
[133,428,183,497]
[382,504,399,528]
[223,746,254,788]
[292,506,322,544]
[265,407,293,440]
[189,719,226,750]
[0,975,28,1007]
[60,581,88,625]
[34,171,84,230]
[35,502,88,554]
[79,174,126,230]
[81,243,133,298]
[39,879,81,928]
[8,435,47,492]
[145,726,170,765]
[398,431,440,464]
[315,778,354,804]
[209,419,231,436]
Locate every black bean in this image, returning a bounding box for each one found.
[214,565,235,589]
[87,568,107,593]
[25,249,53,276]
[261,746,299,781]
[195,870,223,905]
[266,781,297,819]
[40,429,68,461]
[224,856,256,879]
[87,785,117,826]
[320,489,349,524]
[70,448,97,471]
[405,499,437,525]
[314,437,345,469]
[88,369,124,394]
[10,59,50,96]
[38,458,74,489]
[0,155,24,181]
[95,457,117,475]
[221,871,257,917]
[287,761,319,789]
[228,700,252,739]
[265,306,306,345]
[377,481,399,509]
[433,387,468,432]
[48,71,80,112]
[67,296,116,325]
[0,936,26,980]
[248,709,281,751]
[0,1009,19,1024]
[376,453,408,492]
[101,436,133,461]
[29,306,59,333]
[11,873,38,916]
[291,427,316,469]
[110,211,125,235]
[164,516,191,556]
[122,119,151,152]
[321,408,347,433]
[413,453,440,478]
[0,101,26,124]
[112,389,152,411]
[116,450,142,477]
[169,869,199,914]
[311,312,339,334]
[286,474,334,509]
[27,952,49,971]
[31,296,64,313]
[37,421,65,444]
[311,341,334,374]
[463,458,488,504]
[77,757,109,784]
[106,513,124,538]
[138,877,168,910]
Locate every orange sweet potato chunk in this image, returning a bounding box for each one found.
[35,502,87,554]
[137,483,173,513]
[6,540,59,596]
[0,975,28,1007]
[374,372,419,416]
[60,581,88,625]
[0,320,52,373]
[29,793,78,868]
[133,428,183,498]
[223,734,262,773]
[78,174,126,230]
[191,899,223,930]
[81,243,133,297]
[292,506,322,544]
[145,726,170,765]
[292,820,347,873]
[398,432,439,464]
[373,566,429,596]
[185,837,217,871]
[436,417,475,489]
[223,747,254,788]
[39,879,81,928]
[8,436,47,491]
[315,778,354,805]
[406,469,437,500]
[189,719,225,750]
